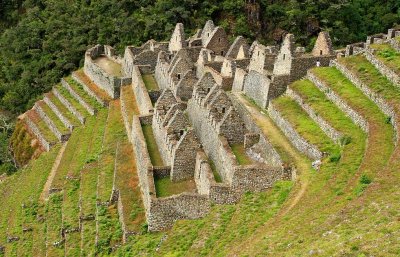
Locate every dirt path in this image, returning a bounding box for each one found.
[233,93,312,215]
[40,142,68,202]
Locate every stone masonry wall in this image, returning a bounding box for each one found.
[332,60,398,143]
[187,98,238,184]
[286,88,342,143]
[84,56,121,99]
[268,102,323,160]
[130,115,155,212]
[364,48,400,86]
[52,88,85,124]
[243,71,270,108]
[43,95,74,132]
[132,66,154,115]
[71,72,107,107]
[307,71,369,133]
[34,103,69,142]
[24,115,53,151]
[61,79,96,115]
[148,193,210,231]
[229,93,283,167]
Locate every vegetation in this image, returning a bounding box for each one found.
[273,96,341,157]
[141,124,164,166]
[0,0,398,117]
[369,43,400,73]
[142,74,160,91]
[9,121,38,169]
[209,159,222,183]
[230,143,253,165]
[154,176,196,198]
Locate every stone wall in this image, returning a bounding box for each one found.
[148,193,210,231]
[268,102,323,160]
[130,115,155,211]
[286,88,342,143]
[84,45,131,99]
[390,38,400,52]
[61,79,96,115]
[43,95,74,131]
[119,86,132,142]
[187,98,239,184]
[229,93,283,167]
[243,71,270,108]
[131,66,154,115]
[34,103,70,142]
[332,60,397,143]
[52,88,86,124]
[232,68,247,92]
[307,71,369,133]
[71,72,108,107]
[24,115,53,151]
[364,48,400,86]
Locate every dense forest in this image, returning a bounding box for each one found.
[0,0,399,173]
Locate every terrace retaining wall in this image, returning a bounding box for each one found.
[52,88,86,124]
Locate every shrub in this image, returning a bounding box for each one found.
[340,136,352,146]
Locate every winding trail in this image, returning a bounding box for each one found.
[40,142,68,202]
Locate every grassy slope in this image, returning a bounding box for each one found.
[0,145,61,256]
[273,95,341,156]
[226,67,396,256]
[369,43,400,74]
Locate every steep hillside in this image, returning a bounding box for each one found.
[1,22,400,257]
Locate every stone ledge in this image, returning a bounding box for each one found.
[52,88,86,124]
[364,48,400,86]
[307,70,369,133]
[61,78,97,116]
[267,102,322,160]
[286,87,343,143]
[43,95,74,132]
[331,60,398,144]
[71,72,108,107]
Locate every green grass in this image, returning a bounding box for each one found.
[273,96,341,156]
[29,111,58,143]
[209,159,222,183]
[55,84,91,116]
[338,55,400,102]
[230,143,253,165]
[0,145,60,255]
[369,43,400,74]
[311,66,394,182]
[115,140,146,233]
[141,124,164,166]
[154,176,196,198]
[142,74,159,91]
[65,77,102,109]
[39,101,70,135]
[48,92,81,126]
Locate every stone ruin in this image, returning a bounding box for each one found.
[19,19,344,232]
[115,20,338,231]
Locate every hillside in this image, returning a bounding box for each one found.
[1,13,400,257]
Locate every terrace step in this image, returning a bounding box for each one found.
[365,44,400,85]
[61,78,97,116]
[72,70,112,107]
[268,96,338,161]
[120,85,140,142]
[286,85,342,143]
[47,91,82,127]
[34,101,70,142]
[332,58,399,143]
[25,110,58,151]
[43,93,74,131]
